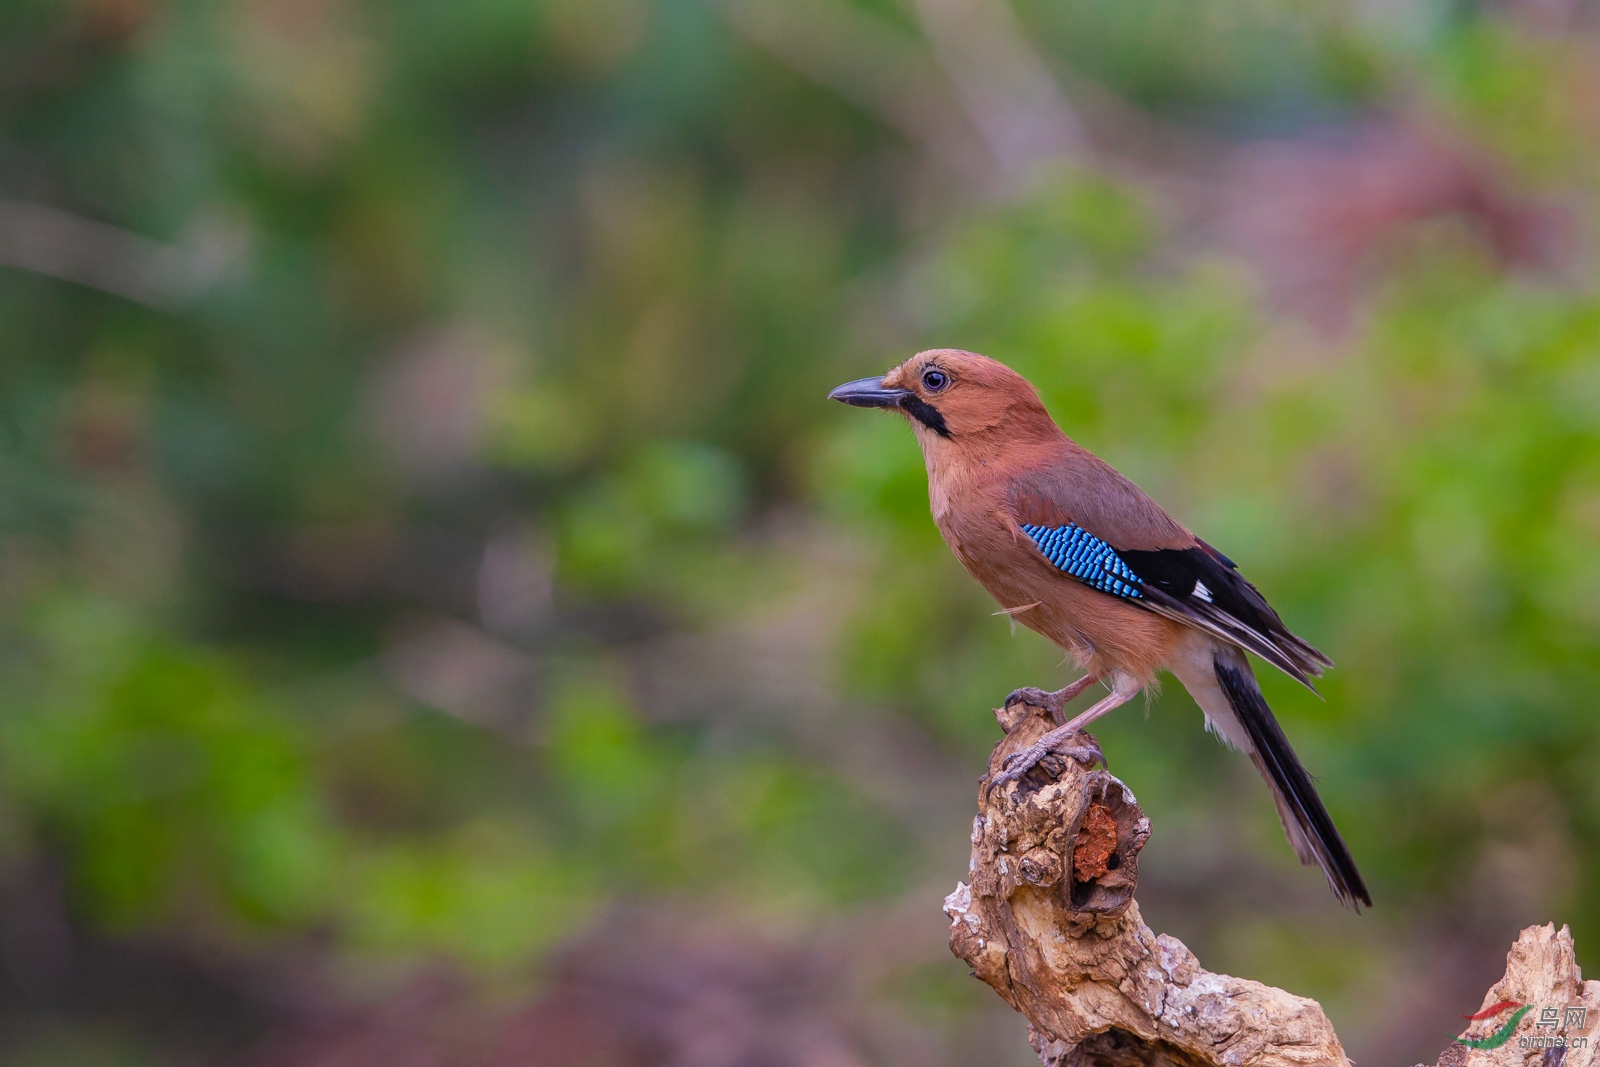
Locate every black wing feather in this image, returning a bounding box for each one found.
[1117,544,1330,689]
[1013,508,1331,688]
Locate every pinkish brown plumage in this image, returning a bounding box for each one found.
[830,349,1369,908]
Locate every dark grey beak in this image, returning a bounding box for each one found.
[828,376,910,408]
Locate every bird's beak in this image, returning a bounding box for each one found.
[828,376,911,409]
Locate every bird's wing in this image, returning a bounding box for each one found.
[1008,459,1332,689]
[1116,540,1332,688]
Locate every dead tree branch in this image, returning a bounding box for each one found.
[943,698,1599,1067]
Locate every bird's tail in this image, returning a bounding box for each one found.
[1209,645,1372,909]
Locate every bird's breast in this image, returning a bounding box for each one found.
[928,477,953,526]
[933,500,1034,603]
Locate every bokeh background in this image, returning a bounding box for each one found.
[2,0,1599,1064]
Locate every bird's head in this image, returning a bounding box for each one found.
[828,349,1054,445]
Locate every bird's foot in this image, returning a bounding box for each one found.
[1003,675,1099,725]
[984,726,1105,800]
[1004,686,1066,720]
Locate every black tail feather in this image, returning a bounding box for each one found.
[1214,651,1372,909]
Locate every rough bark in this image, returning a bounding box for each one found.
[944,697,1597,1067]
[1424,923,1600,1067]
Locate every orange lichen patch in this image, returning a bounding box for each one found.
[1072,803,1118,881]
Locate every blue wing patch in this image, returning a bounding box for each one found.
[1019,523,1144,599]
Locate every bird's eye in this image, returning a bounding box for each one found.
[922,368,949,392]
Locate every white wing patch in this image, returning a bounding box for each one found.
[1192,581,1213,603]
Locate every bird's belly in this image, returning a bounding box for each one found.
[1021,583,1182,685]
[946,520,1180,685]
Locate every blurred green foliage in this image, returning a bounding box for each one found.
[2,0,1599,1061]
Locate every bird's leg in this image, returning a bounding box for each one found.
[1004,674,1100,726]
[986,677,1141,798]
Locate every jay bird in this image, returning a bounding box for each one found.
[830,349,1370,908]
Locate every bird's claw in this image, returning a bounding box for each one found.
[1056,736,1106,770]
[983,761,1033,801]
[999,747,1032,771]
[1003,677,1100,726]
[984,731,1105,801]
[1005,686,1066,720]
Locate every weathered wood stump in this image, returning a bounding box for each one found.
[943,697,1599,1067]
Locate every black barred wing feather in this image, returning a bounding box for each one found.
[1119,543,1331,688]
[1018,525,1331,690]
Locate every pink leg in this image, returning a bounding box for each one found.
[986,675,1141,798]
[1060,678,1138,734]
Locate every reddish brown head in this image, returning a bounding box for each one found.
[828,349,1056,445]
